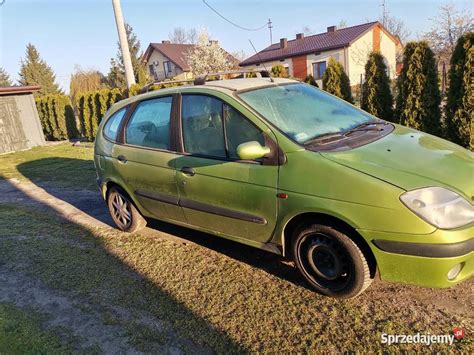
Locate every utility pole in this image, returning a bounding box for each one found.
[112,0,135,89]
[268,18,273,44]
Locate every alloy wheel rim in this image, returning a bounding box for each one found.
[111,193,132,228]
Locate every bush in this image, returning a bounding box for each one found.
[322,58,354,103]
[270,64,289,78]
[304,74,318,87]
[444,32,473,150]
[395,41,441,136]
[77,88,123,141]
[361,52,394,121]
[35,94,77,141]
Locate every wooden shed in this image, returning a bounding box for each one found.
[0,86,45,154]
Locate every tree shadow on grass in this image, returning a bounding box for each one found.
[0,176,245,353]
[16,157,307,289]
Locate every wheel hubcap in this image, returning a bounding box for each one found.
[111,193,132,228]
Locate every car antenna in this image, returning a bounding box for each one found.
[249,39,274,83]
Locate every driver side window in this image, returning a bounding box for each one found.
[181,95,266,161]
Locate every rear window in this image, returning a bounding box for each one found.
[103,108,127,141]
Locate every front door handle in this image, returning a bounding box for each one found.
[117,155,127,163]
[180,167,195,176]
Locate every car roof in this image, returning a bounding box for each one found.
[109,77,299,113]
[195,77,297,91]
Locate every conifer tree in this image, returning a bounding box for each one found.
[0,67,12,86]
[361,52,394,121]
[444,32,473,150]
[395,41,441,135]
[18,43,62,96]
[322,57,353,103]
[107,23,148,88]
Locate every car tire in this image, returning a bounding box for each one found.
[292,224,373,298]
[107,186,147,233]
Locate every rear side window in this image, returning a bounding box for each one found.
[126,96,172,150]
[103,108,127,141]
[182,95,226,158]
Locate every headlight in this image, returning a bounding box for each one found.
[400,187,474,229]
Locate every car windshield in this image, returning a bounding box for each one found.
[239,83,376,144]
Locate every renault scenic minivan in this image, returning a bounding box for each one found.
[94,77,473,298]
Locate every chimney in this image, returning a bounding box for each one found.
[296,33,304,40]
[327,26,337,33]
[280,38,288,49]
[161,40,171,44]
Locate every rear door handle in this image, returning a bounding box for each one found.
[180,167,195,176]
[117,155,127,163]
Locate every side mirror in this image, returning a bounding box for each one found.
[236,141,271,160]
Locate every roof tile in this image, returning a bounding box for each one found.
[240,22,378,66]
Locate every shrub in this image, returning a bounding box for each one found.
[395,41,441,135]
[322,58,353,103]
[270,64,289,78]
[361,52,394,121]
[444,32,473,150]
[35,94,77,141]
[304,74,318,87]
[76,88,124,141]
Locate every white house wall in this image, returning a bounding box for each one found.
[348,30,373,86]
[380,31,397,79]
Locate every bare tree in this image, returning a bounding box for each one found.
[338,20,348,29]
[380,14,411,44]
[231,50,247,62]
[423,3,473,64]
[169,27,198,44]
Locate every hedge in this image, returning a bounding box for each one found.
[35,94,78,141]
[77,88,122,141]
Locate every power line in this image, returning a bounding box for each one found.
[202,0,267,32]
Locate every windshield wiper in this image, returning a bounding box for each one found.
[303,121,390,146]
[343,121,389,136]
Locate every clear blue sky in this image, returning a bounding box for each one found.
[1,0,472,91]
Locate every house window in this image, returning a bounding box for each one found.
[313,61,327,79]
[163,61,174,77]
[148,64,155,77]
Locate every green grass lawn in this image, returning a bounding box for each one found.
[0,302,76,354]
[0,142,96,190]
[0,143,472,352]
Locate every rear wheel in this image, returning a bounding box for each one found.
[292,224,373,298]
[107,187,146,233]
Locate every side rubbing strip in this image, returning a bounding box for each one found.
[135,189,179,205]
[180,198,267,225]
[134,190,267,224]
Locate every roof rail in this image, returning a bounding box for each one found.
[193,69,271,85]
[139,79,195,94]
[139,69,272,94]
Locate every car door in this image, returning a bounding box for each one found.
[111,95,186,223]
[174,94,279,244]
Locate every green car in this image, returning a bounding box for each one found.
[94,77,473,298]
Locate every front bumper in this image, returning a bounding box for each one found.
[359,227,474,288]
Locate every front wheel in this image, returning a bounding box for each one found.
[293,224,373,298]
[107,187,146,233]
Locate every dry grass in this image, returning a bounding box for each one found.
[0,143,472,352]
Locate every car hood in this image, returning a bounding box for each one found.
[321,125,474,200]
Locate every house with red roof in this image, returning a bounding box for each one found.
[142,41,238,82]
[240,21,401,87]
